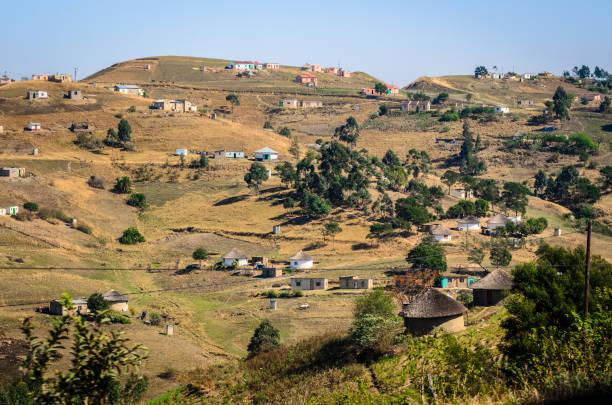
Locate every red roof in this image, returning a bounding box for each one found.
[386,84,399,89]
[298,74,317,78]
[253,61,263,65]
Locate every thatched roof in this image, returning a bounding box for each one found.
[470,269,514,290]
[400,289,467,318]
[487,214,509,226]
[458,216,480,224]
[222,248,248,260]
[429,224,451,236]
[102,290,128,302]
[290,250,313,261]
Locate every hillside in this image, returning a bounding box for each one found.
[85,55,385,96]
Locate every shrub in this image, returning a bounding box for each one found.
[119,227,145,245]
[247,319,280,357]
[127,193,148,209]
[108,312,131,324]
[112,176,132,194]
[127,106,136,113]
[283,198,297,208]
[354,289,395,318]
[87,293,110,313]
[76,222,93,235]
[439,110,459,122]
[38,208,70,223]
[149,312,162,326]
[279,127,291,137]
[263,121,273,129]
[87,175,105,189]
[23,202,39,212]
[456,291,473,306]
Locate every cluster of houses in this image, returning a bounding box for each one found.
[400,269,514,336]
[280,99,323,109]
[1,167,25,178]
[290,275,374,291]
[26,89,82,100]
[151,99,198,112]
[0,75,15,85]
[226,61,280,70]
[221,248,314,269]
[31,74,73,83]
[301,64,351,77]
[427,213,523,242]
[401,100,431,112]
[361,84,400,97]
[475,71,551,81]
[176,146,279,162]
[575,94,603,102]
[49,290,129,316]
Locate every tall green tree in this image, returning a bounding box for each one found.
[382,149,400,167]
[244,163,268,193]
[323,221,342,248]
[441,170,459,194]
[374,82,388,95]
[501,182,529,216]
[366,223,393,245]
[533,170,547,196]
[87,293,110,313]
[474,66,488,77]
[247,320,280,357]
[226,93,240,112]
[490,244,511,268]
[192,247,208,268]
[406,236,447,271]
[552,86,572,120]
[112,176,132,194]
[334,117,360,148]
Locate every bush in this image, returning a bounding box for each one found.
[87,175,105,189]
[119,227,145,245]
[439,110,459,122]
[23,202,39,212]
[87,293,110,313]
[279,127,291,137]
[456,291,473,306]
[247,320,280,357]
[350,314,402,355]
[126,193,148,209]
[149,312,162,326]
[112,176,132,194]
[283,198,297,208]
[108,312,131,324]
[127,106,136,113]
[38,208,70,223]
[354,289,395,318]
[76,222,93,235]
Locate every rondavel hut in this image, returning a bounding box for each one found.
[399,289,468,336]
[470,269,514,306]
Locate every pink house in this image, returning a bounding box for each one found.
[280,99,299,108]
[265,63,280,70]
[361,88,378,96]
[584,94,602,102]
[296,74,318,86]
[300,100,323,108]
[386,84,400,96]
[310,64,322,72]
[401,101,431,112]
[338,69,351,77]
[324,67,338,74]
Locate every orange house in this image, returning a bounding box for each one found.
[296,74,318,86]
[324,67,338,74]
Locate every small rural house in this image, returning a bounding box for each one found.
[339,275,373,289]
[324,67,338,74]
[485,214,510,232]
[261,267,282,278]
[302,64,321,72]
[1,167,25,178]
[517,99,533,107]
[495,105,509,114]
[401,100,431,112]
[26,90,48,99]
[27,122,41,131]
[451,188,473,199]
[31,74,49,81]
[227,61,255,70]
[50,74,72,83]
[338,69,351,77]
[290,277,328,290]
[214,150,244,159]
[361,88,378,96]
[222,248,249,267]
[49,298,89,316]
[175,148,188,156]
[255,147,278,161]
[66,90,82,100]
[0,75,14,85]
[265,63,280,70]
[0,208,5,216]
[399,289,467,336]
[3,206,19,215]
[429,224,452,242]
[584,94,602,102]
[522,73,536,79]
[114,85,144,96]
[470,269,514,306]
[290,251,314,269]
[300,100,322,108]
[70,122,94,134]
[280,99,299,108]
[386,85,400,96]
[253,62,264,70]
[457,216,480,231]
[439,273,479,289]
[102,290,129,312]
[296,74,318,86]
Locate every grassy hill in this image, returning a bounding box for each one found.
[85,55,384,96]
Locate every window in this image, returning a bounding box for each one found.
[295,281,301,287]
[316,281,321,287]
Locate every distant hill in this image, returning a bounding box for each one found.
[85,56,384,96]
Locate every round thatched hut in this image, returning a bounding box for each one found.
[470,269,514,306]
[399,289,467,336]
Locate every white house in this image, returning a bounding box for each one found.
[495,105,509,114]
[27,122,41,131]
[222,248,248,267]
[290,251,313,269]
[3,206,19,215]
[451,188,473,199]
[175,149,188,156]
[27,90,48,99]
[486,214,510,231]
[215,150,244,159]
[114,85,144,96]
[507,215,521,224]
[429,224,452,242]
[522,73,536,79]
[0,208,6,216]
[457,216,480,231]
[255,147,278,161]
[491,73,502,79]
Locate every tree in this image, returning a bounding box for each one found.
[119,227,145,245]
[354,289,396,318]
[474,199,489,217]
[534,170,547,196]
[384,165,408,191]
[406,236,447,271]
[378,104,388,116]
[600,96,611,113]
[279,127,291,137]
[289,138,300,159]
[247,319,280,357]
[441,170,459,194]
[600,166,612,190]
[458,122,486,175]
[276,162,297,188]
[333,116,360,148]
[21,294,147,404]
[112,176,132,194]
[226,93,240,112]
[432,92,449,104]
[244,163,268,193]
[594,66,609,79]
[395,197,431,227]
[382,149,400,167]
[552,86,572,120]
[323,221,342,248]
[149,312,162,326]
[468,248,486,270]
[300,192,331,217]
[501,182,529,216]
[127,193,147,209]
[474,66,488,77]
[87,292,110,313]
[192,247,208,268]
[374,82,388,95]
[366,223,393,245]
[23,202,38,212]
[105,128,119,147]
[572,65,590,79]
[490,244,511,268]
[466,93,473,102]
[117,119,132,142]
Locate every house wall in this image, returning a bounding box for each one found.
[403,314,465,336]
[290,259,313,269]
[262,268,282,278]
[291,278,327,290]
[434,234,451,242]
[108,301,128,312]
[473,289,507,306]
[255,152,278,161]
[339,278,373,289]
[457,223,480,231]
[223,258,248,266]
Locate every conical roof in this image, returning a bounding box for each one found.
[429,224,451,236]
[222,248,248,260]
[400,289,467,318]
[102,290,128,302]
[487,214,509,226]
[255,146,278,154]
[290,250,313,261]
[470,269,514,290]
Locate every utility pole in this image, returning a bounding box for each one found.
[584,219,592,315]
[74,67,78,82]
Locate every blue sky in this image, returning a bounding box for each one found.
[2,0,611,86]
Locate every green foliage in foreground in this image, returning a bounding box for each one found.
[119,227,145,244]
